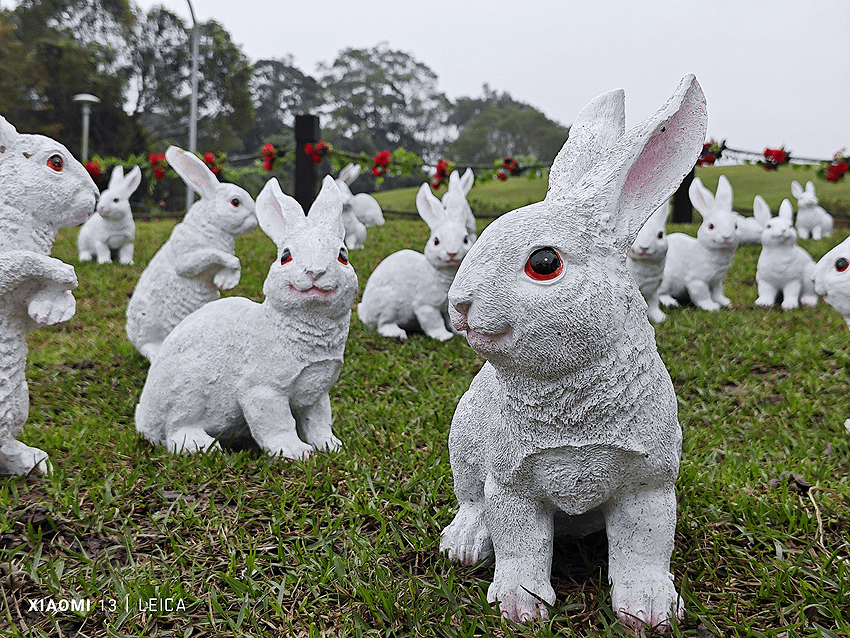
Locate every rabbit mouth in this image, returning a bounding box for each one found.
[289,285,338,298]
[464,326,514,351]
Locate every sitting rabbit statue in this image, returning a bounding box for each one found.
[135,176,357,460]
[752,196,817,309]
[125,146,257,361]
[0,114,98,475]
[628,202,670,322]
[658,175,739,310]
[440,75,706,629]
[77,164,142,264]
[335,163,384,249]
[442,168,476,241]
[358,183,474,340]
[792,180,834,240]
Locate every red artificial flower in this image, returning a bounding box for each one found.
[84,159,102,180]
[304,143,314,155]
[262,143,275,159]
[374,150,391,166]
[371,167,382,177]
[149,153,159,164]
[153,167,165,180]
[497,171,508,181]
[203,152,215,165]
[310,153,322,164]
[827,161,849,182]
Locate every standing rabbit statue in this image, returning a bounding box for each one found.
[658,175,739,311]
[125,146,257,361]
[792,180,833,240]
[135,176,357,459]
[752,196,818,310]
[335,163,384,249]
[0,115,98,475]
[441,168,476,241]
[77,164,142,264]
[358,183,474,341]
[628,202,670,322]
[439,75,706,628]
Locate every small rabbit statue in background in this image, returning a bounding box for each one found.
[358,183,474,341]
[658,175,739,311]
[752,196,817,310]
[135,176,357,460]
[792,180,833,240]
[125,146,257,361]
[0,114,98,475]
[335,163,384,249]
[78,164,142,264]
[439,75,706,629]
[628,202,670,322]
[441,168,476,241]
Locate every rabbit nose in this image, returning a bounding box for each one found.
[306,266,326,280]
[452,299,471,317]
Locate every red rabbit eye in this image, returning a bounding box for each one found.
[338,247,349,265]
[836,257,849,272]
[280,248,292,265]
[524,247,563,281]
[47,154,63,171]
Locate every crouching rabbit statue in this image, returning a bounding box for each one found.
[439,75,707,629]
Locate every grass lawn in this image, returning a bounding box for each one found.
[373,163,850,218]
[1,206,849,637]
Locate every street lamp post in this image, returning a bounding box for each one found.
[185,0,199,213]
[72,93,101,163]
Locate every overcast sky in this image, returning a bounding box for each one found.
[131,0,850,160]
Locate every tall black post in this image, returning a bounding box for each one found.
[671,167,695,223]
[294,114,320,213]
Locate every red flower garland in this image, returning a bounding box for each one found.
[203,152,223,178]
[262,143,276,171]
[84,158,103,180]
[149,152,167,180]
[501,156,521,176]
[697,140,725,166]
[304,140,331,164]
[761,147,790,171]
[496,171,508,181]
[430,159,451,189]
[371,150,391,177]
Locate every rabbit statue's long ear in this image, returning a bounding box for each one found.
[791,180,803,199]
[0,115,18,153]
[449,169,474,195]
[753,195,772,227]
[715,175,733,211]
[806,181,816,194]
[689,177,715,218]
[256,178,305,247]
[165,146,220,199]
[307,175,345,237]
[108,165,125,189]
[416,182,446,229]
[649,201,671,227]
[778,198,794,222]
[123,165,143,195]
[339,163,360,185]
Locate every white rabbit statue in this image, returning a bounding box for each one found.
[335,163,384,249]
[439,75,706,629]
[77,164,142,264]
[792,180,834,240]
[125,146,257,361]
[442,168,476,240]
[358,183,474,341]
[0,114,98,475]
[135,176,357,460]
[752,195,818,310]
[658,175,739,311]
[628,202,670,322]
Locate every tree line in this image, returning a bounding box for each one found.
[1,0,569,190]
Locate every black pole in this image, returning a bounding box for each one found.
[294,114,320,213]
[671,167,695,223]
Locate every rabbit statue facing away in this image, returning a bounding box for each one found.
[658,175,739,311]
[135,176,357,460]
[792,180,833,240]
[125,146,257,361]
[357,183,474,341]
[0,114,98,475]
[439,75,706,628]
[752,196,817,310]
[335,163,384,249]
[78,164,142,264]
[627,202,670,323]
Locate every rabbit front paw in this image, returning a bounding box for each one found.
[487,573,555,622]
[165,427,222,454]
[267,437,314,460]
[440,503,493,566]
[310,433,342,453]
[610,570,682,630]
[213,266,241,290]
[28,289,76,325]
[377,323,408,340]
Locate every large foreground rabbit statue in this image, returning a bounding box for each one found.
[135,176,357,460]
[126,146,257,361]
[439,75,707,628]
[0,115,98,475]
[77,164,142,264]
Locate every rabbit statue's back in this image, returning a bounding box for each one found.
[0,115,98,475]
[78,165,142,264]
[439,76,707,629]
[135,176,357,460]
[126,146,256,361]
